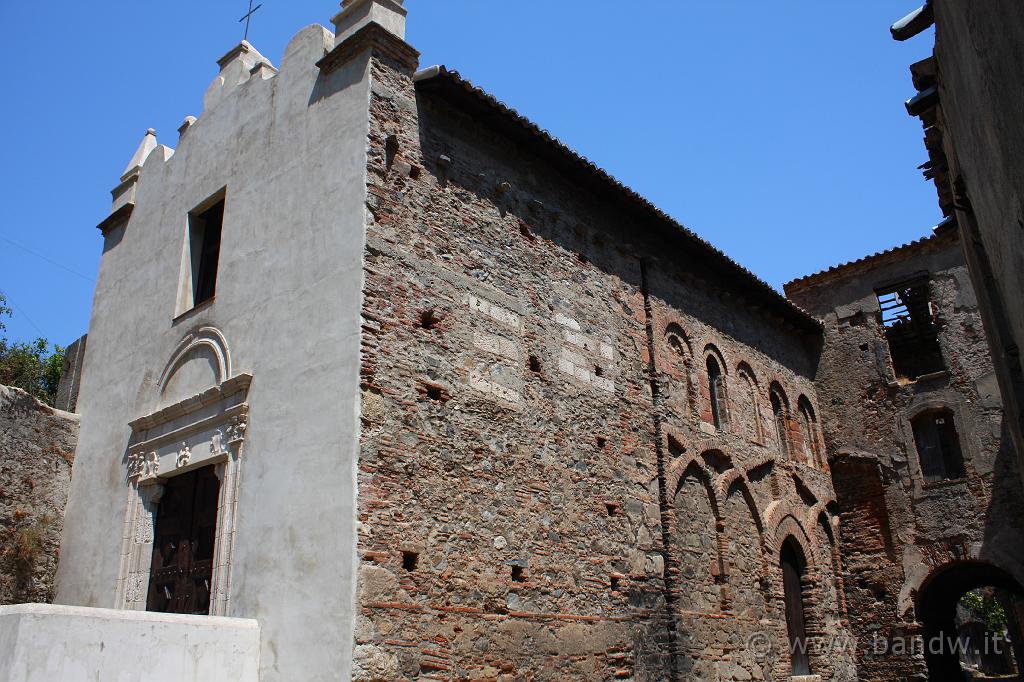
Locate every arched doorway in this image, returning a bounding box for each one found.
[781,538,811,676]
[917,561,1024,680]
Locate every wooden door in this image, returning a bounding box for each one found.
[782,542,811,676]
[146,466,221,614]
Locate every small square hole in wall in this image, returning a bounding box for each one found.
[605,502,619,517]
[402,551,418,572]
[528,355,542,373]
[596,436,607,449]
[610,576,621,592]
[420,308,442,330]
[419,381,449,402]
[511,565,525,582]
[385,134,399,170]
[594,365,604,377]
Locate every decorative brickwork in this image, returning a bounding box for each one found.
[352,53,854,681]
[788,229,1024,681]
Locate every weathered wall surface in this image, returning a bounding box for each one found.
[54,334,87,414]
[353,54,855,681]
[0,385,78,605]
[787,232,1024,680]
[0,603,260,682]
[933,0,1024,412]
[55,24,370,682]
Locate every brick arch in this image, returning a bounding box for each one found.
[702,342,729,375]
[802,498,838,534]
[734,361,765,443]
[765,506,818,569]
[768,380,794,460]
[722,475,766,537]
[663,322,698,418]
[701,343,730,429]
[767,379,791,409]
[666,457,721,521]
[898,533,1024,617]
[664,322,694,360]
[700,447,734,474]
[722,475,771,619]
[795,394,824,468]
[671,457,728,615]
[715,467,744,504]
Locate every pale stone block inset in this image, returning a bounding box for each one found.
[473,331,520,361]
[468,368,521,405]
[554,313,581,331]
[467,294,521,330]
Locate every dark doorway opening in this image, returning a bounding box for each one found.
[781,538,811,676]
[147,466,221,614]
[917,561,1024,681]
[911,409,966,482]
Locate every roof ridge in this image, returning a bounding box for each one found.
[416,66,821,331]
[785,230,949,289]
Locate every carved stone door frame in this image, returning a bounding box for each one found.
[115,373,250,616]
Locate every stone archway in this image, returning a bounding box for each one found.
[781,537,812,677]
[916,560,1024,680]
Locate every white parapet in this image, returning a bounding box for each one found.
[0,603,260,682]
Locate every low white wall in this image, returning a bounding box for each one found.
[0,604,260,682]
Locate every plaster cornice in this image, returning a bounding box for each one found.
[316,21,419,75]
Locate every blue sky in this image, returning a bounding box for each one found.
[0,1,937,346]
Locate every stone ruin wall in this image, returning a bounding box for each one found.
[787,235,1024,680]
[0,385,79,605]
[351,52,856,682]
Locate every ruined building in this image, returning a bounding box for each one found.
[1,2,1020,681]
[890,0,1024,481]
[787,224,1024,681]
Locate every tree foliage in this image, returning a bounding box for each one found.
[960,589,1010,634]
[0,292,64,406]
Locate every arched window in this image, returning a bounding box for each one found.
[911,408,966,482]
[770,387,789,459]
[737,365,763,443]
[797,397,821,468]
[781,539,811,676]
[664,324,695,420]
[707,356,725,430]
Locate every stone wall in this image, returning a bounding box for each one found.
[352,52,855,681]
[54,334,87,414]
[0,385,78,605]
[787,230,1024,680]
[931,0,1024,469]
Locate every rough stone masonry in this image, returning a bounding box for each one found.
[350,37,855,682]
[33,1,1023,681]
[0,385,78,606]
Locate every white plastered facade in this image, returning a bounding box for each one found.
[52,4,395,678]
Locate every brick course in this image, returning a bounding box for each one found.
[353,54,855,681]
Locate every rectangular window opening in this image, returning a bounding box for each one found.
[912,410,966,483]
[875,278,944,380]
[186,193,225,310]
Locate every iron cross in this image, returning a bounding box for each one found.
[240,0,263,41]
